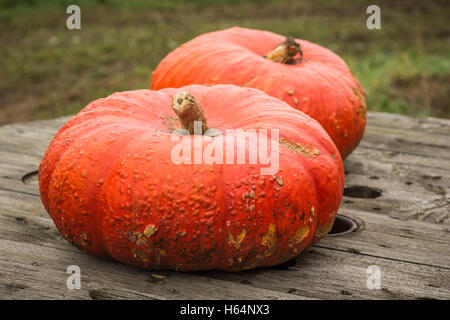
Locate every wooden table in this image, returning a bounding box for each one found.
[0,112,449,300]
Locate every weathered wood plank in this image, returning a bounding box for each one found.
[1,190,448,300]
[343,156,449,224]
[0,237,306,300]
[367,112,450,136]
[360,126,449,160]
[0,150,41,196]
[1,188,449,299]
[1,112,450,300]
[204,247,450,300]
[319,208,450,269]
[2,236,448,300]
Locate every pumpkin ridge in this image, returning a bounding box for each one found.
[46,124,150,256]
[40,117,126,210]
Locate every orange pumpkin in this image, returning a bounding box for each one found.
[151,27,366,159]
[39,85,344,271]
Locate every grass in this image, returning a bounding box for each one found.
[0,0,449,125]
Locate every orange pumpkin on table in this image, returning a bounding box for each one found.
[151,27,366,159]
[39,85,344,271]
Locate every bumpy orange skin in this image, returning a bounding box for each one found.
[151,27,366,159]
[39,85,344,271]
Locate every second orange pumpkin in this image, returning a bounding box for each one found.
[151,27,366,159]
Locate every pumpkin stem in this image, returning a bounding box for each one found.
[264,37,302,64]
[171,92,208,135]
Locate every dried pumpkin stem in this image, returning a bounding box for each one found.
[171,92,208,135]
[264,37,302,64]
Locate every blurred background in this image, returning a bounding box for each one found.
[0,0,448,125]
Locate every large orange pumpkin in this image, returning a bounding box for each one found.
[151,27,366,159]
[39,85,344,271]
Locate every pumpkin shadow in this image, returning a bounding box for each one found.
[265,258,297,270]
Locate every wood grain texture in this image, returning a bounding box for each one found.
[0,112,449,299]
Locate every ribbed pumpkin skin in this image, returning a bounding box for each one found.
[151,27,366,159]
[39,85,344,271]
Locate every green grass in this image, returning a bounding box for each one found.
[0,0,449,124]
